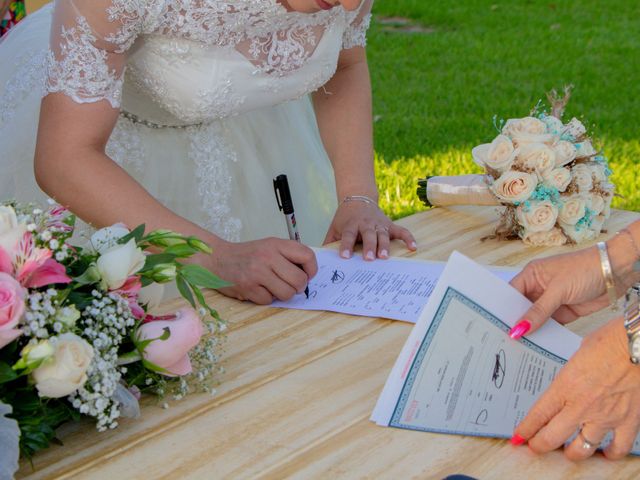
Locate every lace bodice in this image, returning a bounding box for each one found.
[45,0,372,123]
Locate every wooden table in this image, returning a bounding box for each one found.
[19,206,640,480]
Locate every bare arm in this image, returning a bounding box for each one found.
[34,93,217,243]
[312,47,415,259]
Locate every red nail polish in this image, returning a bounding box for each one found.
[510,434,526,446]
[509,320,531,340]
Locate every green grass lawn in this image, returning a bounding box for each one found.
[367,0,640,219]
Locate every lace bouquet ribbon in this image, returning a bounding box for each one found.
[417,90,616,246]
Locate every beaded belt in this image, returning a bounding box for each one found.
[119,111,202,130]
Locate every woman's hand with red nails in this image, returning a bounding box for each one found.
[512,319,640,461]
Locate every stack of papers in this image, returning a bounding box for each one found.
[371,252,640,454]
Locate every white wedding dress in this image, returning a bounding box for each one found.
[0,0,372,246]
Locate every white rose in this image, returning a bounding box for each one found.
[541,115,564,135]
[571,164,594,192]
[516,200,559,233]
[0,206,26,254]
[88,224,131,255]
[516,143,556,179]
[562,117,587,140]
[575,140,597,158]
[17,340,55,370]
[522,227,567,247]
[138,282,165,314]
[558,195,587,225]
[542,167,572,192]
[553,141,577,167]
[96,238,146,290]
[483,135,517,172]
[32,333,94,398]
[490,171,538,204]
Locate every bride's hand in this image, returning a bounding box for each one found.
[206,238,318,305]
[323,200,416,260]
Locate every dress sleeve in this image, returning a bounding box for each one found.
[45,0,144,108]
[341,0,373,50]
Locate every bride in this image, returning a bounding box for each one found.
[0,0,416,304]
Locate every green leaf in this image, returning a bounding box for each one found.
[192,285,221,320]
[179,264,231,289]
[176,274,196,308]
[0,363,17,384]
[118,224,146,245]
[140,253,178,272]
[163,244,199,257]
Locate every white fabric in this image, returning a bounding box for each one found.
[0,0,372,246]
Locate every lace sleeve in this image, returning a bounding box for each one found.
[45,0,144,108]
[342,0,372,50]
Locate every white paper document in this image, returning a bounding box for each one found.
[371,251,640,454]
[272,248,516,323]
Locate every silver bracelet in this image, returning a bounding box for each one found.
[341,195,379,208]
[597,241,619,311]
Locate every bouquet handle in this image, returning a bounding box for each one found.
[417,174,500,208]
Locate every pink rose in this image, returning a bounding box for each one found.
[137,307,203,376]
[0,272,25,349]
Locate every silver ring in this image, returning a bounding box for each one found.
[375,225,389,233]
[578,427,598,450]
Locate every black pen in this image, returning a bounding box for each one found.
[273,174,310,299]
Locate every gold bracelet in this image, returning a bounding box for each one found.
[597,241,619,311]
[341,195,379,208]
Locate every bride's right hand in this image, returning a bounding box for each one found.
[207,238,318,305]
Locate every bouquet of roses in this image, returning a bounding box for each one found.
[0,200,229,470]
[417,88,615,246]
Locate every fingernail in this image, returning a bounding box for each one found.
[509,320,531,340]
[380,249,388,258]
[365,251,375,261]
[410,241,417,250]
[510,434,526,446]
[341,249,351,259]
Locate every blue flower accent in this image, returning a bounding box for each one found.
[575,207,595,231]
[530,184,561,206]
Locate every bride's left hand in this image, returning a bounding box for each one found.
[323,200,416,260]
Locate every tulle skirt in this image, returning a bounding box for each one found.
[0,5,337,246]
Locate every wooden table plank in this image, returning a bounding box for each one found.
[18,207,640,479]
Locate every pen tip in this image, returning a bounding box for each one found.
[304,286,310,299]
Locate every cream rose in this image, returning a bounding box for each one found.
[560,222,597,244]
[491,171,537,204]
[563,117,587,140]
[96,238,146,290]
[590,215,606,237]
[588,163,607,183]
[553,141,577,167]
[587,193,605,215]
[0,206,26,255]
[32,333,94,398]
[571,164,594,192]
[575,140,597,158]
[541,115,564,135]
[515,143,556,179]
[522,227,568,247]
[558,195,587,225]
[483,135,517,172]
[503,117,547,137]
[516,200,559,233]
[542,167,571,192]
